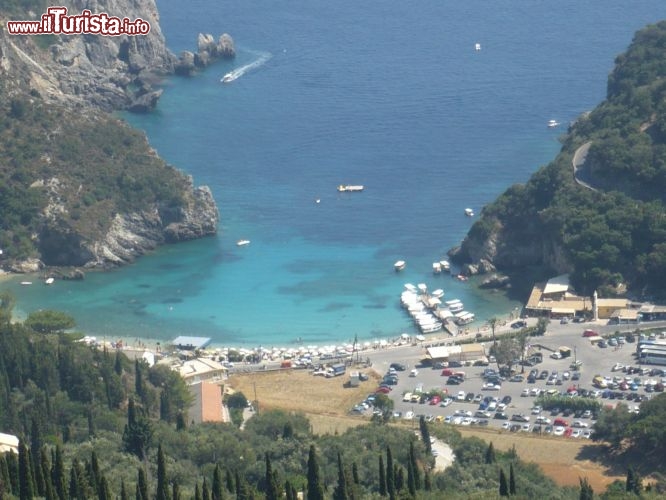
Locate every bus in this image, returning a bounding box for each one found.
[636,339,666,353]
[638,348,666,366]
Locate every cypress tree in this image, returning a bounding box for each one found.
[0,455,11,497]
[89,450,101,494]
[156,444,170,500]
[407,458,415,497]
[40,447,55,500]
[235,471,241,500]
[18,440,34,500]
[120,479,129,500]
[385,446,395,500]
[419,417,432,454]
[352,462,359,485]
[176,412,186,431]
[212,464,223,500]
[409,441,420,490]
[135,359,144,398]
[114,350,123,375]
[424,471,431,492]
[52,445,67,500]
[509,463,516,495]
[579,477,594,500]
[172,481,180,500]
[285,480,294,500]
[160,390,171,422]
[332,452,348,500]
[137,467,148,500]
[485,442,496,464]
[6,451,18,496]
[68,462,80,500]
[194,483,201,500]
[378,455,386,496]
[395,465,403,492]
[264,454,279,500]
[202,477,210,500]
[499,468,509,497]
[225,469,234,493]
[306,445,324,500]
[30,419,45,496]
[98,475,111,500]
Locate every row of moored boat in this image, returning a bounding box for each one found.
[400,283,476,335]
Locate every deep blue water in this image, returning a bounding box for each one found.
[4,1,663,347]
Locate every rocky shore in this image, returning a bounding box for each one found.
[0,0,230,275]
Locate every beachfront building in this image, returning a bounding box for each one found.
[162,357,228,385]
[0,432,19,454]
[187,380,226,424]
[426,343,486,365]
[524,274,593,319]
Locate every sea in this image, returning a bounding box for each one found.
[3,0,663,348]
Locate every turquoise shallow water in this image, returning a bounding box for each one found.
[3,0,663,347]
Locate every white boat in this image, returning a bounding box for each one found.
[548,119,560,128]
[237,240,251,246]
[439,260,451,271]
[475,43,481,51]
[44,277,55,285]
[464,208,474,217]
[221,72,236,83]
[337,185,364,192]
[394,260,406,271]
[432,262,442,274]
[20,281,32,285]
[404,283,417,292]
[431,289,445,298]
[417,283,428,293]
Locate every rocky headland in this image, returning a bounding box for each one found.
[0,0,235,274]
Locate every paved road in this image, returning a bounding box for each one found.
[572,141,597,191]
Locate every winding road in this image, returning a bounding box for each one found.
[572,141,597,191]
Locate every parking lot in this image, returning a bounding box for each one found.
[358,320,666,437]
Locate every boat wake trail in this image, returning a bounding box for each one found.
[221,51,272,83]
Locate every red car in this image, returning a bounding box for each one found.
[554,418,569,427]
[441,368,454,376]
[429,395,441,405]
[375,386,391,394]
[582,330,598,337]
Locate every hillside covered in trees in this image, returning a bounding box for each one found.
[3,293,666,498]
[451,20,666,299]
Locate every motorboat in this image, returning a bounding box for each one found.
[431,289,445,298]
[548,119,560,128]
[337,185,364,192]
[475,43,481,51]
[417,283,428,293]
[464,208,474,217]
[44,277,55,285]
[432,262,442,274]
[404,283,417,292]
[439,260,450,271]
[237,240,251,246]
[20,281,32,285]
[394,260,406,271]
[221,72,236,83]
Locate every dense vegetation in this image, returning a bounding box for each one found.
[461,21,666,299]
[0,85,191,264]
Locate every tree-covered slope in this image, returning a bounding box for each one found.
[452,20,666,299]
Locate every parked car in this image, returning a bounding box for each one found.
[511,414,530,422]
[390,363,407,371]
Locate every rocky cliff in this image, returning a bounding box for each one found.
[0,0,225,272]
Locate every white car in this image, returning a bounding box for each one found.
[502,422,511,430]
[456,391,466,401]
[521,388,530,397]
[572,420,589,428]
[550,352,562,360]
[531,406,542,415]
[553,426,565,436]
[409,369,418,377]
[571,429,582,438]
[521,423,531,432]
[612,363,625,372]
[535,416,551,425]
[440,398,453,407]
[404,411,414,420]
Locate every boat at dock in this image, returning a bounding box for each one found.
[337,185,364,192]
[394,260,406,271]
[439,260,450,271]
[464,208,474,217]
[432,262,442,274]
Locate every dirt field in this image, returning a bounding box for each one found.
[227,369,620,492]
